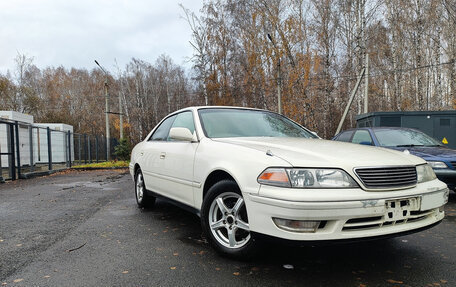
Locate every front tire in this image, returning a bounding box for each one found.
[201,180,256,259]
[135,169,156,208]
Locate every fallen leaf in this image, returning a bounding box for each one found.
[251,267,260,271]
[170,267,177,270]
[122,271,129,274]
[198,250,206,255]
[440,280,448,284]
[215,268,221,271]
[360,284,367,287]
[13,279,23,283]
[44,275,51,278]
[387,279,403,284]
[173,253,179,256]
[0,239,4,242]
[15,244,22,247]
[233,272,240,276]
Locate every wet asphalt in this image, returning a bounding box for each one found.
[0,170,455,287]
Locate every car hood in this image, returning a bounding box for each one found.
[388,146,456,160]
[214,137,425,168]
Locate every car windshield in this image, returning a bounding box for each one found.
[198,108,315,138]
[373,129,442,147]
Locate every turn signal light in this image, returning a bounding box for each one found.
[258,168,290,187]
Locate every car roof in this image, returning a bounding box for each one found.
[340,127,422,133]
[172,106,272,115]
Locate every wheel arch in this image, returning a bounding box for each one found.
[203,169,238,199]
[134,163,141,177]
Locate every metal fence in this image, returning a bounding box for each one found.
[0,119,118,182]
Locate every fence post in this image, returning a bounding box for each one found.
[95,136,99,163]
[15,122,21,179]
[47,127,52,171]
[78,134,81,165]
[88,135,91,163]
[8,124,16,180]
[67,130,72,168]
[0,143,3,183]
[29,126,34,172]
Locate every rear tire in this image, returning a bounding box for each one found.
[201,180,257,259]
[135,169,156,208]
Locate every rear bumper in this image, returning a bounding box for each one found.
[244,187,449,241]
[434,169,456,190]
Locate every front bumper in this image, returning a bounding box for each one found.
[244,182,449,241]
[434,169,456,190]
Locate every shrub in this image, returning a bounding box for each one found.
[114,138,131,161]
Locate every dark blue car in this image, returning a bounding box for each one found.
[333,127,456,191]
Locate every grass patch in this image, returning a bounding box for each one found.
[72,160,129,168]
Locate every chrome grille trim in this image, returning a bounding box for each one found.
[354,166,417,189]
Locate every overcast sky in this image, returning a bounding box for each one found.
[0,0,203,75]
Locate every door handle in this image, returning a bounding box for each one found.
[140,152,144,156]
[160,152,166,159]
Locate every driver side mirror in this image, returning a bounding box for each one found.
[169,127,197,142]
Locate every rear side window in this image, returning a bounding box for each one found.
[336,131,354,142]
[149,115,176,141]
[352,130,373,145]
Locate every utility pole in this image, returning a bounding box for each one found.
[94,60,110,161]
[119,94,123,139]
[267,33,282,114]
[336,68,366,135]
[364,53,369,113]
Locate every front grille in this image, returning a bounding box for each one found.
[451,161,456,169]
[355,166,417,189]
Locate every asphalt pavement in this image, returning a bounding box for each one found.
[0,170,455,287]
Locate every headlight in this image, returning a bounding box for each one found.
[426,161,448,169]
[258,168,358,188]
[416,164,437,183]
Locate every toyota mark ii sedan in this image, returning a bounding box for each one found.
[129,106,449,257]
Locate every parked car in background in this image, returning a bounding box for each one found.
[333,127,456,191]
[130,107,448,258]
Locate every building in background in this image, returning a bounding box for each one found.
[0,111,74,168]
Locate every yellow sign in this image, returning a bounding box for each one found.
[442,137,448,144]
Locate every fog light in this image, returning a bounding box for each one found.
[272,218,320,233]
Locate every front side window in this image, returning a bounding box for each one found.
[149,115,176,141]
[198,108,315,138]
[171,111,195,134]
[352,130,373,145]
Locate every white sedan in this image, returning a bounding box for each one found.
[130,106,449,257]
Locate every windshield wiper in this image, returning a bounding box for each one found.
[395,144,424,147]
[424,145,443,147]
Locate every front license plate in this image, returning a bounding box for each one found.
[385,197,420,222]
